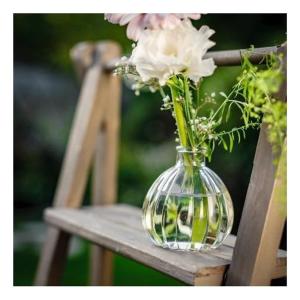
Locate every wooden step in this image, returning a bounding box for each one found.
[44,204,286,285]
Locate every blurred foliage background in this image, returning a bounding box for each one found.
[14,13,286,286]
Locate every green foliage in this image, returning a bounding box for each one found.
[163,74,260,160]
[237,52,286,161]
[117,53,286,161]
[163,52,286,161]
[264,101,287,157]
[116,50,286,163]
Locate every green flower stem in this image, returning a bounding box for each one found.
[169,83,195,167]
[191,166,208,246]
[169,77,209,245]
[169,85,189,148]
[183,76,196,147]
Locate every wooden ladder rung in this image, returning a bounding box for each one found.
[44,204,286,286]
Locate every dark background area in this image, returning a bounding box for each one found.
[14,13,287,286]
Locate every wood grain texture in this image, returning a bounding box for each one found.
[247,139,287,285]
[226,43,287,286]
[35,41,120,286]
[90,41,121,285]
[44,204,286,285]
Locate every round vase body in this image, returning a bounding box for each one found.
[142,147,234,251]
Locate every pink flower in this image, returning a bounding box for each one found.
[104,13,202,41]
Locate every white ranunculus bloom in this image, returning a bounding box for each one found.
[129,20,216,86]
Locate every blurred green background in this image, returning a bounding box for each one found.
[14,14,286,286]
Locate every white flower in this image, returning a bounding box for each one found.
[129,20,216,85]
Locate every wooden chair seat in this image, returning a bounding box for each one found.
[44,204,287,285]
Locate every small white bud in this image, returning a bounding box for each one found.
[162,95,170,103]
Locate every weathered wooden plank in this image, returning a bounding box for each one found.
[45,206,229,285]
[92,43,121,207]
[92,205,286,278]
[85,204,286,267]
[243,140,287,285]
[87,204,286,272]
[226,43,287,286]
[44,205,286,285]
[225,125,276,285]
[90,41,121,286]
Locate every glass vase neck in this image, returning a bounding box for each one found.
[176,146,206,167]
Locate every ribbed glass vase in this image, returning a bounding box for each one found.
[142,146,234,251]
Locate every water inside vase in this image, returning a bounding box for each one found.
[143,190,233,251]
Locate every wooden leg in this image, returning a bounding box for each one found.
[34,41,121,286]
[89,42,121,285]
[226,44,286,286]
[90,246,114,285]
[34,227,70,285]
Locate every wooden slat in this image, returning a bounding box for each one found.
[226,43,287,286]
[247,139,287,285]
[34,227,70,285]
[54,42,120,208]
[35,41,120,285]
[205,46,278,66]
[44,204,286,285]
[90,133,114,285]
[90,42,121,286]
[103,45,279,72]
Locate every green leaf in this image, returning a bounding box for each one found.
[219,91,227,98]
[229,135,234,152]
[242,129,246,139]
[226,102,234,122]
[221,137,228,151]
[237,130,241,143]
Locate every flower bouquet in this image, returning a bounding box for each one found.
[105,14,285,251]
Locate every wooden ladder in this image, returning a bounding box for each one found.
[34,40,287,286]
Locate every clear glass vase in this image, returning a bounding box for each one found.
[142,146,234,251]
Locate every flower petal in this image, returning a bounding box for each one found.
[126,15,145,41]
